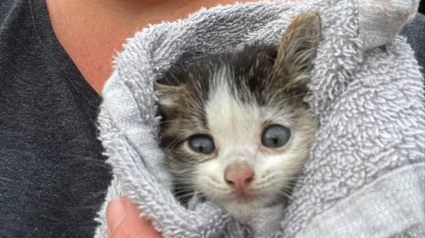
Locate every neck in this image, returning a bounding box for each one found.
[45,0,263,94]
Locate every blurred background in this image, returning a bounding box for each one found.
[420,0,424,13]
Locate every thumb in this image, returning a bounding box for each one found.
[106,197,163,238]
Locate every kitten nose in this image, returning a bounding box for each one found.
[224,162,254,193]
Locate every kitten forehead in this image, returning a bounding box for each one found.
[206,67,258,143]
[205,66,293,157]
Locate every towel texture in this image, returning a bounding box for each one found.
[94,0,425,237]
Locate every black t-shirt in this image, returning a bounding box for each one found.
[0,0,111,237]
[0,0,424,238]
[403,13,425,76]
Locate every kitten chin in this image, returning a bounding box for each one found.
[154,11,321,218]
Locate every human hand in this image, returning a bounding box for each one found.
[106,197,163,238]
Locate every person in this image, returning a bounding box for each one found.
[0,0,423,237]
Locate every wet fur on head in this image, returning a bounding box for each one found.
[154,11,321,218]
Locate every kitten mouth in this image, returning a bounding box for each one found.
[232,191,257,203]
[236,196,255,203]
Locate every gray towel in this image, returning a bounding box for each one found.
[94,0,425,237]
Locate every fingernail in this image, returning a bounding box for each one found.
[107,197,128,236]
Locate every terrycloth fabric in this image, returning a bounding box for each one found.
[94,0,425,237]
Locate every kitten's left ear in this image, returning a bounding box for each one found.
[154,78,183,116]
[274,11,321,90]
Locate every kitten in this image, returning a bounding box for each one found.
[154,11,321,219]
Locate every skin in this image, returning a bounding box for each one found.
[45,0,300,237]
[46,0,262,94]
[107,197,163,238]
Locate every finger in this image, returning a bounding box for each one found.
[107,197,128,236]
[107,197,163,238]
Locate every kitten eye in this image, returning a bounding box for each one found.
[261,125,291,148]
[188,135,215,154]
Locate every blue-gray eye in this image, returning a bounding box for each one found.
[188,135,215,154]
[261,125,291,148]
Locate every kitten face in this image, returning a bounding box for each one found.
[155,11,321,218]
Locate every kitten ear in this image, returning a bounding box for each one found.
[274,11,321,90]
[154,78,183,114]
